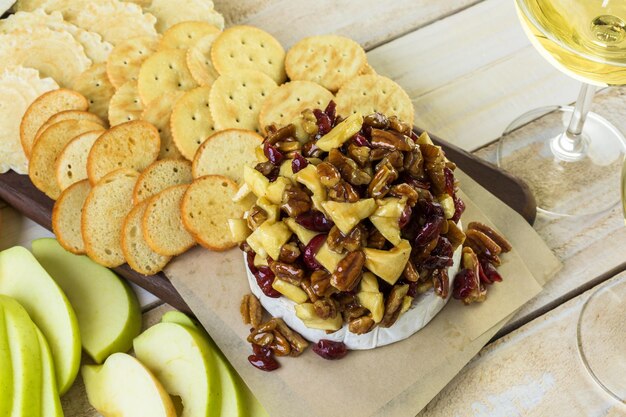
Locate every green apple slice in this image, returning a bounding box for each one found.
[161,312,245,417]
[0,246,80,395]
[0,298,13,417]
[34,326,63,417]
[134,322,222,417]
[32,238,142,364]
[82,353,177,417]
[0,295,42,417]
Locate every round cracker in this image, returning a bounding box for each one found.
[82,168,139,267]
[72,0,157,46]
[108,80,144,126]
[335,74,415,126]
[137,48,199,105]
[0,66,58,174]
[52,179,91,254]
[192,129,262,182]
[285,35,367,92]
[208,69,277,134]
[258,81,334,133]
[211,25,286,84]
[133,158,193,205]
[181,175,243,251]
[106,35,159,89]
[20,88,88,157]
[159,21,220,50]
[55,130,102,191]
[141,91,184,160]
[72,63,116,122]
[121,200,171,275]
[34,110,105,144]
[142,184,196,256]
[360,63,376,75]
[186,32,220,86]
[87,120,160,185]
[29,119,104,199]
[170,85,217,161]
[147,0,223,33]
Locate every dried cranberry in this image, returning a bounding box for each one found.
[291,153,309,173]
[313,109,332,135]
[360,124,372,139]
[252,343,273,359]
[444,167,455,196]
[246,251,258,274]
[451,195,465,223]
[303,234,327,271]
[312,339,348,360]
[324,100,336,121]
[404,175,430,190]
[295,211,334,232]
[452,269,476,300]
[248,354,280,371]
[407,281,418,298]
[414,216,443,246]
[254,266,280,298]
[477,262,492,285]
[399,204,412,229]
[352,133,371,148]
[480,260,502,283]
[263,141,284,165]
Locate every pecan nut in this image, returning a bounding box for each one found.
[363,112,389,129]
[273,318,309,357]
[389,183,419,207]
[466,229,502,255]
[467,222,512,252]
[421,144,446,195]
[403,259,419,282]
[446,220,466,251]
[368,161,398,199]
[281,184,312,217]
[327,224,367,254]
[240,294,263,328]
[367,229,387,249]
[346,143,370,167]
[330,251,365,292]
[380,284,410,328]
[246,205,268,231]
[328,180,360,202]
[270,261,305,285]
[313,298,338,319]
[388,115,412,136]
[311,270,334,297]
[316,162,341,187]
[279,242,301,263]
[348,316,375,335]
[371,128,412,152]
[328,148,372,186]
[270,330,292,356]
[431,268,449,298]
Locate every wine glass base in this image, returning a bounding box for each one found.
[577,276,626,404]
[497,106,626,217]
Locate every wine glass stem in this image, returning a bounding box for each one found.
[550,83,597,161]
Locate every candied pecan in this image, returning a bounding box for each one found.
[466,229,502,255]
[380,284,410,328]
[279,242,301,263]
[327,224,367,254]
[342,305,368,322]
[363,112,389,129]
[246,205,268,231]
[403,260,419,282]
[371,128,412,152]
[240,294,263,328]
[446,220,466,251]
[248,331,274,346]
[432,268,449,298]
[368,161,399,199]
[328,180,360,202]
[347,143,371,167]
[277,139,301,153]
[370,147,390,161]
[388,116,412,135]
[317,162,341,187]
[421,144,446,195]
[328,148,372,186]
[255,161,275,176]
[300,278,319,303]
[313,298,338,319]
[453,247,487,304]
[467,222,512,252]
[281,184,312,217]
[301,109,318,135]
[267,124,296,144]
[349,316,375,335]
[302,140,323,158]
[376,149,404,171]
[330,251,365,292]
[270,261,305,285]
[367,228,387,249]
[311,270,334,297]
[270,330,291,356]
[412,236,439,263]
[274,318,309,356]
[464,238,501,266]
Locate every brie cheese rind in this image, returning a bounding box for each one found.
[247,240,462,350]
[0,0,15,16]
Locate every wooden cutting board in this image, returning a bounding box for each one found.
[0,132,536,313]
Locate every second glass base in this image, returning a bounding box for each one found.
[497,106,626,217]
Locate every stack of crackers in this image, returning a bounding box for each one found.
[1,2,416,275]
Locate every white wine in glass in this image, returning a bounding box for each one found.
[497,0,626,217]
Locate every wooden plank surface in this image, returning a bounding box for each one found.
[419,272,626,416]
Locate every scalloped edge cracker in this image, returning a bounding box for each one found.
[108,80,143,126]
[147,0,223,33]
[72,63,116,122]
[106,35,159,89]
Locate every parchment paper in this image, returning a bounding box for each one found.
[164,170,561,417]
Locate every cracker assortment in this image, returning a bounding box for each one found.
[5,5,418,276]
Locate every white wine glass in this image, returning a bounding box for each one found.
[497,0,626,217]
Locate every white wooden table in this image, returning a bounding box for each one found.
[2,0,625,415]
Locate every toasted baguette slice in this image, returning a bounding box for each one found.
[82,168,139,267]
[133,159,192,205]
[34,110,105,144]
[52,179,91,254]
[181,175,243,250]
[122,200,171,275]
[20,89,89,157]
[55,131,102,191]
[143,184,195,256]
[29,120,105,199]
[192,129,262,182]
[87,120,160,185]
